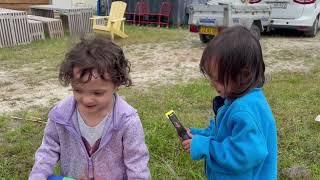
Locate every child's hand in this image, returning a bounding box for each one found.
[178,128,192,142]
[182,139,192,153]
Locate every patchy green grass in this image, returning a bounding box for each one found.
[89,24,189,46]
[264,70,320,179]
[111,24,188,45]
[0,108,49,179]
[1,68,320,179]
[1,27,320,179]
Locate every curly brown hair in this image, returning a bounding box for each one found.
[59,36,132,87]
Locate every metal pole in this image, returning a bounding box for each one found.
[106,0,111,15]
[177,0,181,26]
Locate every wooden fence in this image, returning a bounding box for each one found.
[0,8,31,47]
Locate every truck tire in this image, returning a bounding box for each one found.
[199,34,214,43]
[250,24,261,40]
[305,16,319,37]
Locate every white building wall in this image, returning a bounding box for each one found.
[51,0,97,9]
[51,0,73,8]
[73,0,97,9]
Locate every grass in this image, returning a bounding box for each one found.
[91,24,189,46]
[118,24,189,45]
[1,26,320,179]
[265,71,320,179]
[1,71,320,179]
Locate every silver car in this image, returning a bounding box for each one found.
[251,0,320,36]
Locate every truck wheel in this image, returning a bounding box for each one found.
[250,24,261,40]
[199,34,214,43]
[305,16,319,37]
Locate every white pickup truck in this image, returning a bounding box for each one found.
[188,0,271,43]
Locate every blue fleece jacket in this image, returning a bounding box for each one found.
[190,88,277,180]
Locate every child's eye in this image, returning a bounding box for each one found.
[93,92,105,96]
[71,89,81,93]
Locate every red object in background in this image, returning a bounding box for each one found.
[294,0,316,4]
[135,1,150,25]
[125,0,150,24]
[146,1,172,28]
[249,0,261,3]
[125,0,149,25]
[189,25,199,33]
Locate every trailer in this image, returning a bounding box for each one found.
[188,0,271,43]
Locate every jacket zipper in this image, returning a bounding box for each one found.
[64,125,95,179]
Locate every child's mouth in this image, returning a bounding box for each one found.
[85,105,96,109]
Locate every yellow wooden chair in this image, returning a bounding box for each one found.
[91,1,128,40]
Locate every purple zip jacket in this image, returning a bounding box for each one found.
[29,94,151,180]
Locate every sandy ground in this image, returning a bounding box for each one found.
[0,33,318,113]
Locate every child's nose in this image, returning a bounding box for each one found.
[81,95,95,105]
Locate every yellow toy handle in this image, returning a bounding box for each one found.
[165,110,175,119]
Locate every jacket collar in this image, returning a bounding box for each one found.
[224,88,262,105]
[48,94,137,131]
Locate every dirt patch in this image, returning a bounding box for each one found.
[0,33,319,113]
[262,36,318,73]
[125,35,205,88]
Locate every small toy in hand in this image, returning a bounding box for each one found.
[48,175,75,180]
[165,110,191,141]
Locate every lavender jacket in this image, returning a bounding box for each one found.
[29,94,151,180]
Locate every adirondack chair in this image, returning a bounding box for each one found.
[91,1,128,40]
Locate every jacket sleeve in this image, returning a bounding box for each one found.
[190,119,215,137]
[29,118,60,180]
[190,111,268,174]
[123,114,151,179]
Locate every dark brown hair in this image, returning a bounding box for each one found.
[200,26,265,99]
[59,36,132,87]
